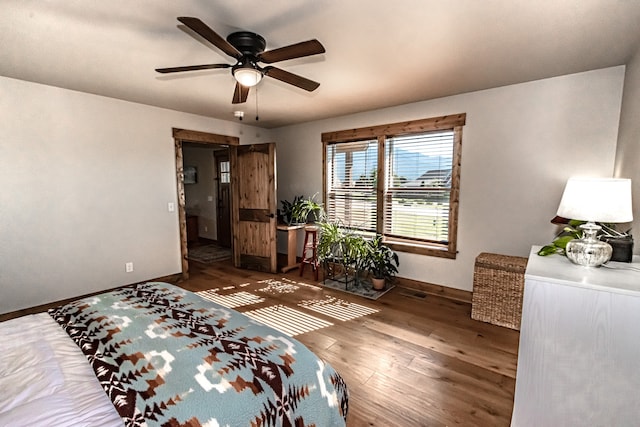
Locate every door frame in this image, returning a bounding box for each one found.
[172,128,239,280]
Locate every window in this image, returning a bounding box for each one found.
[325,140,378,235]
[219,160,230,184]
[322,114,465,258]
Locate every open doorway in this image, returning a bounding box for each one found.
[182,143,231,247]
[173,128,239,280]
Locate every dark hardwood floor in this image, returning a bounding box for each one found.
[1,257,519,426]
[180,260,520,426]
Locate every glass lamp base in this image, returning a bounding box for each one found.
[565,222,612,267]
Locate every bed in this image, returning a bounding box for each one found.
[0,282,348,426]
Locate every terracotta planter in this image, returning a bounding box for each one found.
[371,277,386,291]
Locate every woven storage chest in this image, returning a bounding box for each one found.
[471,252,528,330]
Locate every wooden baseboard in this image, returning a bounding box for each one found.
[0,274,183,322]
[394,276,472,304]
[0,282,132,322]
[153,273,183,284]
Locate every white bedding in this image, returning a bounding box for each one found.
[0,312,123,427]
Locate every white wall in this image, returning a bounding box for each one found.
[0,76,273,314]
[615,44,640,251]
[0,65,628,312]
[274,67,625,291]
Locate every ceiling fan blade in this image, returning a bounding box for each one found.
[177,16,242,59]
[258,39,325,64]
[264,66,320,92]
[232,82,250,104]
[155,63,231,74]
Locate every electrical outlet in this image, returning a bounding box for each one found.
[125,262,134,273]
[204,226,208,232]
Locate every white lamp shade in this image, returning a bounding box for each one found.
[234,68,262,87]
[556,177,633,223]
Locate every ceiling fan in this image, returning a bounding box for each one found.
[156,17,325,104]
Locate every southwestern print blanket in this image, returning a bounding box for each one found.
[48,282,348,427]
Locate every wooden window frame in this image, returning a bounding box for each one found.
[321,114,465,259]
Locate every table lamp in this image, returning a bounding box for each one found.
[556,177,633,267]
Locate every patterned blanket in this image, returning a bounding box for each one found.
[48,282,348,426]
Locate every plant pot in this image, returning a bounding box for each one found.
[371,277,386,291]
[602,236,634,263]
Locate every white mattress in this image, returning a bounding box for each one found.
[0,312,123,427]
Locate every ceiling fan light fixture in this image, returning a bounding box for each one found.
[233,65,262,87]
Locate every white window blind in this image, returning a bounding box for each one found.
[326,140,378,232]
[384,131,454,243]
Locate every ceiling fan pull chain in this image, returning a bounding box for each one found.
[255,86,259,121]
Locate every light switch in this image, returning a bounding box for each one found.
[207,196,213,202]
[168,202,175,212]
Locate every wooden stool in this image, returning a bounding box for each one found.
[299,225,319,280]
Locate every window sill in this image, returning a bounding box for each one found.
[386,241,457,259]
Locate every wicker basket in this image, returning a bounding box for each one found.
[471,253,528,330]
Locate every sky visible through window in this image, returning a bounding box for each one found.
[333,134,453,187]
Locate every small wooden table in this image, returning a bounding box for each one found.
[277,224,304,272]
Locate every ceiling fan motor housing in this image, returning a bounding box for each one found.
[227,31,266,56]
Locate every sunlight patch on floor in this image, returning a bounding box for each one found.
[196,290,265,308]
[256,277,323,295]
[244,305,333,336]
[298,296,379,321]
[256,278,300,294]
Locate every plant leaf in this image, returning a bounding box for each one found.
[537,245,558,256]
[552,235,575,249]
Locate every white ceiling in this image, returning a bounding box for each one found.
[3,1,640,128]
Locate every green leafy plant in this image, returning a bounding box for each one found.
[537,220,584,256]
[292,194,324,224]
[365,234,400,280]
[317,219,372,284]
[341,232,368,274]
[280,195,303,225]
[280,194,325,224]
[317,220,344,262]
[317,221,364,262]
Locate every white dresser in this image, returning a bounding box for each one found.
[511,246,640,426]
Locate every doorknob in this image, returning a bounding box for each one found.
[267,213,275,218]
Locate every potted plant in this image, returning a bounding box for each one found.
[280,194,325,225]
[317,220,343,263]
[317,220,370,286]
[317,219,344,281]
[365,234,400,290]
[280,195,303,225]
[292,194,325,224]
[341,231,368,285]
[600,223,634,262]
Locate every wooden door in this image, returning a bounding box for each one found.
[230,143,277,273]
[215,152,232,248]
